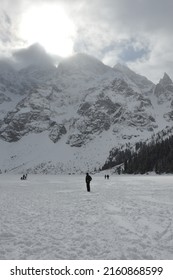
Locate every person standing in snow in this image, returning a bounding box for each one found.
[85,173,92,192]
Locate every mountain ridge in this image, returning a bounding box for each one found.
[0,52,172,174]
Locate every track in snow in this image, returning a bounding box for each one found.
[0,174,173,259]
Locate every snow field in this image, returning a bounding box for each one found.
[0,174,173,259]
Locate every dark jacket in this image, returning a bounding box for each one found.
[85,173,92,184]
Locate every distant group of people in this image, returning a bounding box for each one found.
[20,174,27,180]
[105,174,110,179]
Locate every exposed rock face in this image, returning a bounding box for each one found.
[159,73,173,87]
[49,123,67,143]
[154,73,173,101]
[154,73,173,122]
[0,52,172,173]
[0,91,50,142]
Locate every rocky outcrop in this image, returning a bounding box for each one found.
[49,123,67,143]
[154,73,173,122]
[154,73,173,102]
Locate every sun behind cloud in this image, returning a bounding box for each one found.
[19,4,76,57]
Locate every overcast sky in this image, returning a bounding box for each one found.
[0,0,173,83]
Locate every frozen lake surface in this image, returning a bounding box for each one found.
[0,174,173,259]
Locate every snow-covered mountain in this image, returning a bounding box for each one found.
[0,52,172,174]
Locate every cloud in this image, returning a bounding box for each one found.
[82,0,173,34]
[71,0,173,82]
[0,11,11,43]
[0,10,17,56]
[0,43,62,70]
[13,43,55,68]
[0,0,173,82]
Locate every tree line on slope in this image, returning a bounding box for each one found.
[102,135,173,174]
[124,136,173,174]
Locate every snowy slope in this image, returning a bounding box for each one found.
[0,53,173,174]
[114,63,154,95]
[0,174,173,259]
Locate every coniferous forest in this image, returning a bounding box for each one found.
[124,136,173,174]
[102,135,173,174]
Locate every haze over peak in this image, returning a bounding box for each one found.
[13,43,55,68]
[0,43,172,85]
[58,52,112,77]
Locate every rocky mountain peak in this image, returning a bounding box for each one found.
[154,72,173,109]
[114,63,131,72]
[159,72,173,86]
[114,63,154,95]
